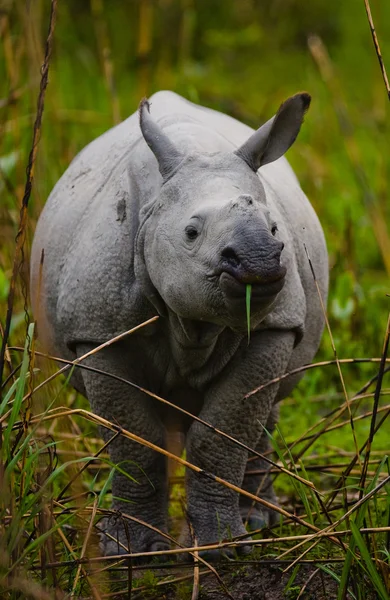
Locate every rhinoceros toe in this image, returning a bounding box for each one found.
[99,515,170,562]
[240,505,279,532]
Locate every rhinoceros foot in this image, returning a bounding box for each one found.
[239,504,279,533]
[239,494,280,534]
[99,515,171,562]
[179,505,253,561]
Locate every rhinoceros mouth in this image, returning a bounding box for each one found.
[219,270,286,299]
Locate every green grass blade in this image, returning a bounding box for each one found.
[269,425,315,525]
[338,455,390,600]
[6,512,75,575]
[299,459,321,520]
[0,378,19,416]
[3,322,34,453]
[283,563,300,596]
[350,522,389,600]
[98,466,116,507]
[0,368,39,418]
[318,565,357,600]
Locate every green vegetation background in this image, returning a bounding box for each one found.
[1,0,389,484]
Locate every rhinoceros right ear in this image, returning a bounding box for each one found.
[234,93,311,171]
[139,99,185,182]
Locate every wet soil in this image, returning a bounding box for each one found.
[195,563,349,600]
[126,561,371,600]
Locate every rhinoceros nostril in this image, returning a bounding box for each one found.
[221,247,240,268]
[237,194,253,206]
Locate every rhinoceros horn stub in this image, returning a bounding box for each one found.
[139,98,185,181]
[234,93,311,172]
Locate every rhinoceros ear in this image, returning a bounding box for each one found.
[234,93,311,171]
[139,98,185,182]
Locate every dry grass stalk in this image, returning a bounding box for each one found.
[244,358,390,400]
[22,317,159,401]
[30,524,390,568]
[26,346,316,490]
[55,522,103,600]
[308,34,390,276]
[363,0,390,99]
[304,243,362,469]
[90,0,121,124]
[20,407,333,538]
[296,567,320,599]
[0,0,58,387]
[191,535,200,600]
[358,312,390,495]
[71,497,101,598]
[279,475,389,572]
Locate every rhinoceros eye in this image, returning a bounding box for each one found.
[271,224,278,236]
[185,225,199,241]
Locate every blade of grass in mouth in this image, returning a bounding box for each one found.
[246,284,252,343]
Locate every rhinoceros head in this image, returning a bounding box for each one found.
[135,94,310,332]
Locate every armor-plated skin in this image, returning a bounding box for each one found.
[31,91,328,559]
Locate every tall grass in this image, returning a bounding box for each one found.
[1,0,389,598]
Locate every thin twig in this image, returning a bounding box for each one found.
[56,430,121,501]
[244,358,390,400]
[24,346,315,490]
[296,567,320,599]
[71,497,99,597]
[294,400,390,442]
[95,512,234,600]
[55,519,102,600]
[22,317,159,399]
[284,364,390,464]
[304,243,361,469]
[191,536,200,600]
[281,475,390,572]
[28,524,390,568]
[363,0,390,99]
[325,408,390,509]
[359,312,390,496]
[22,407,331,537]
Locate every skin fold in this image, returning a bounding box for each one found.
[30,91,328,559]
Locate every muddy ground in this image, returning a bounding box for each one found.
[195,563,350,600]
[124,561,372,600]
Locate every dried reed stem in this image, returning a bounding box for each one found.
[0,0,58,386]
[363,0,390,99]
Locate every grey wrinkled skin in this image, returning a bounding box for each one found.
[30,91,328,560]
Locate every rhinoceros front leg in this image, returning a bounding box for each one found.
[239,406,280,531]
[76,343,169,557]
[185,330,295,557]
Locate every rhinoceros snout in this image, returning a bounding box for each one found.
[220,238,285,285]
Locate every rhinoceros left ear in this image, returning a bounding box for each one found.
[139,98,185,182]
[234,93,311,171]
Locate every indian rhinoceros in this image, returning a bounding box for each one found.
[30,90,328,559]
